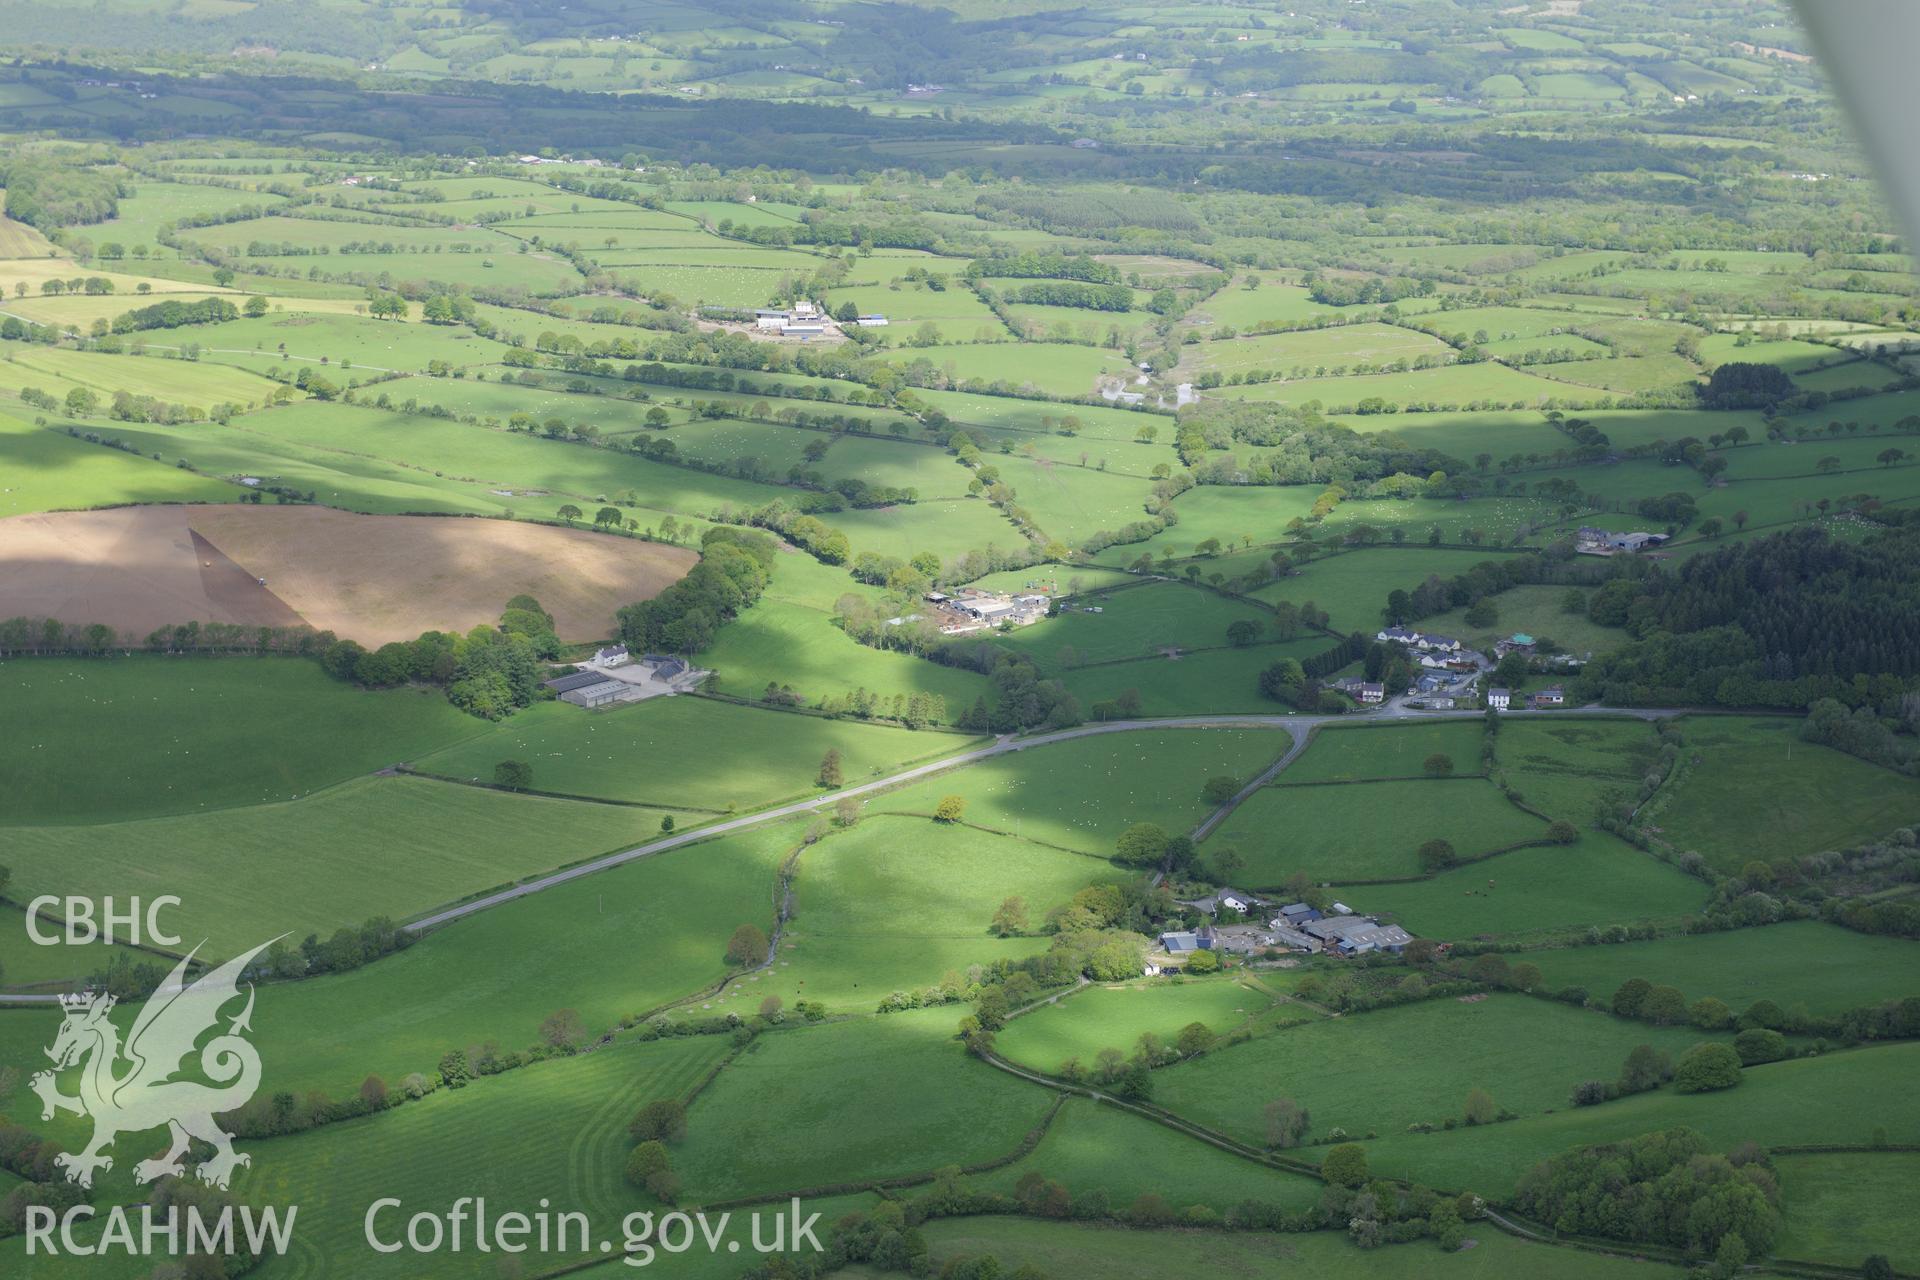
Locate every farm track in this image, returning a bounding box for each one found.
[403,706,1687,935]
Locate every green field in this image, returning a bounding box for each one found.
[1351,831,1706,939]
[1192,322,1454,377]
[913,389,1171,442]
[1359,1042,1920,1197]
[0,914,153,991]
[3,346,286,406]
[195,312,507,374]
[0,409,239,518]
[0,818,795,1107]
[876,342,1134,397]
[1089,486,1317,564]
[1187,282,1345,330]
[246,820,795,1097]
[1061,639,1334,716]
[1251,547,1516,631]
[879,727,1292,853]
[750,816,1112,1012]
[1527,922,1920,1016]
[1416,584,1632,658]
[824,282,1004,342]
[125,398,800,524]
[994,454,1156,544]
[413,695,980,812]
[701,598,989,709]
[675,1008,1056,1202]
[1776,1152,1920,1270]
[1214,361,1571,411]
[1285,721,1486,782]
[994,977,1295,1074]
[909,1218,1688,1279]
[999,580,1271,674]
[1657,717,1920,873]
[1493,717,1662,823]
[1155,994,1721,1149]
[0,656,485,824]
[228,1036,732,1279]
[1207,776,1548,884]
[3,774,692,952]
[977,1097,1323,1214]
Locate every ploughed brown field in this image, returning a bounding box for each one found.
[0,505,696,645]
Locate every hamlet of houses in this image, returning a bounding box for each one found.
[1374,627,1483,669]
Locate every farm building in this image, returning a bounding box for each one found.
[543,670,631,708]
[1302,915,1413,956]
[1530,686,1566,709]
[1575,527,1670,556]
[753,300,832,337]
[1276,902,1323,926]
[928,588,1048,634]
[641,653,689,679]
[1209,922,1309,955]
[1156,928,1214,954]
[1261,902,1411,956]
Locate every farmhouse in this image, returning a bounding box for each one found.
[587,643,630,669]
[1487,687,1511,710]
[1180,888,1263,916]
[1330,677,1385,704]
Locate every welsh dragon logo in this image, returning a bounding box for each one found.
[31,939,278,1190]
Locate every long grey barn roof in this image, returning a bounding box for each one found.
[544,670,615,693]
